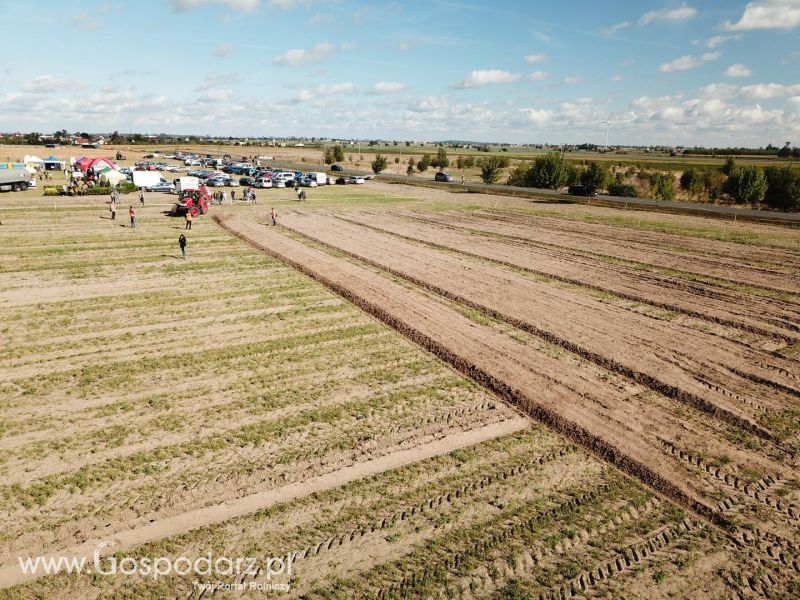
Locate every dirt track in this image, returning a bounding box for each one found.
[278,212,800,441]
[216,213,800,554]
[340,210,800,341]
[410,209,800,294]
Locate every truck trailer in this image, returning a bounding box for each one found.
[0,169,32,192]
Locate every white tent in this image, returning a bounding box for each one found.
[100,170,128,186]
[23,155,45,164]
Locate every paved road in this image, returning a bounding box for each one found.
[267,162,800,224]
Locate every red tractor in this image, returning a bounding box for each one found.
[170,186,210,217]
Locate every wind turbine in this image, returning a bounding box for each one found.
[600,112,614,150]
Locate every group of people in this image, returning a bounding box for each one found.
[211,188,258,204]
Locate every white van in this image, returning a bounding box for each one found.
[306,172,327,185]
[173,176,200,194]
[254,177,273,188]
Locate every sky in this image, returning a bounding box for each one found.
[1,0,799,146]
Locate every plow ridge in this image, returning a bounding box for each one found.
[214,214,728,528]
[336,213,799,342]
[280,217,780,446]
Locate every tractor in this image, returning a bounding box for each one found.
[170,186,210,217]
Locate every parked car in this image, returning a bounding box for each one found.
[299,177,318,187]
[435,172,454,182]
[330,164,344,171]
[205,177,227,187]
[240,177,255,186]
[254,177,273,188]
[568,184,595,197]
[348,176,365,185]
[226,178,240,186]
[145,182,175,193]
[335,177,348,185]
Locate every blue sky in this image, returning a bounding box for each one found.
[1,0,799,146]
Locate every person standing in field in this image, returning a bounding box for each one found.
[178,233,187,259]
[271,207,278,226]
[221,191,227,204]
[139,190,144,205]
[231,190,236,203]
[185,210,193,230]
[129,206,136,228]
[109,203,116,220]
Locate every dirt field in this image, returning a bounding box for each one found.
[1,180,799,598]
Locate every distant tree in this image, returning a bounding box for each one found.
[525,152,566,189]
[725,166,767,206]
[679,168,705,200]
[463,156,476,168]
[431,147,449,169]
[777,142,791,158]
[371,154,388,174]
[456,155,464,169]
[702,171,726,201]
[580,162,609,195]
[506,162,530,186]
[764,166,800,211]
[407,156,415,170]
[405,141,411,147]
[333,144,345,162]
[607,182,638,197]
[417,153,431,172]
[394,156,400,164]
[110,130,121,144]
[480,156,504,184]
[722,156,736,176]
[650,172,675,201]
[564,164,581,186]
[323,147,336,165]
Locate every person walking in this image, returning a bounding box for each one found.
[178,233,187,259]
[129,206,136,228]
[231,190,236,203]
[221,191,227,205]
[300,190,306,202]
[109,203,116,220]
[139,190,145,205]
[185,210,193,230]
[271,207,278,226]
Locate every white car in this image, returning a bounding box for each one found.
[348,176,365,185]
[254,177,273,188]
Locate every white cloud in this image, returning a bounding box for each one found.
[739,82,800,99]
[563,76,581,84]
[724,0,800,31]
[214,44,231,57]
[372,81,406,93]
[22,75,84,94]
[273,42,352,65]
[660,51,720,72]
[697,83,738,99]
[451,69,521,89]
[528,71,548,81]
[611,75,623,81]
[603,21,631,34]
[198,88,234,103]
[639,4,697,25]
[704,33,741,47]
[169,0,259,12]
[520,108,554,125]
[523,53,547,64]
[533,30,552,44]
[725,64,752,77]
[294,82,354,102]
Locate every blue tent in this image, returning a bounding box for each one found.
[44,155,65,170]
